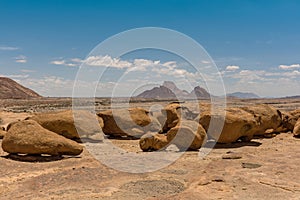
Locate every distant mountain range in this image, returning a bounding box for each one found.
[0,77,41,99]
[0,76,264,100]
[136,81,262,99]
[227,92,260,99]
[136,81,211,99]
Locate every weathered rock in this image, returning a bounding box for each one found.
[98,107,161,138]
[27,110,103,140]
[263,129,277,138]
[290,109,300,119]
[293,118,300,137]
[199,107,258,143]
[280,109,300,132]
[161,103,181,133]
[166,120,207,150]
[0,128,6,139]
[2,120,83,156]
[240,104,282,135]
[161,103,197,133]
[222,152,242,159]
[139,132,169,151]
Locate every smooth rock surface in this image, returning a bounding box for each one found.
[2,120,83,156]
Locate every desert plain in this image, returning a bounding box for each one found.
[0,97,299,200]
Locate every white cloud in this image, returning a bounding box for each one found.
[282,70,300,77]
[0,46,19,51]
[51,60,65,65]
[15,55,27,63]
[16,59,27,63]
[85,55,132,68]
[278,64,300,70]
[201,60,211,64]
[70,58,83,63]
[21,69,35,73]
[51,55,198,80]
[0,74,29,79]
[50,59,77,67]
[225,65,240,71]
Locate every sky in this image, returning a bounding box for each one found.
[0,0,300,97]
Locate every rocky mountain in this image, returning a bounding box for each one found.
[136,85,176,99]
[0,77,41,99]
[190,86,211,99]
[162,81,190,98]
[227,92,260,99]
[136,81,210,99]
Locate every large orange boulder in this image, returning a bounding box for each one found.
[2,120,83,156]
[240,104,282,135]
[139,120,207,151]
[293,118,300,137]
[166,120,207,150]
[0,128,6,139]
[161,103,181,133]
[161,103,198,133]
[139,132,169,151]
[98,107,161,138]
[282,109,300,132]
[199,108,258,143]
[27,110,103,140]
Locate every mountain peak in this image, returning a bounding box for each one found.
[136,81,210,99]
[190,86,210,99]
[0,77,41,99]
[162,81,178,89]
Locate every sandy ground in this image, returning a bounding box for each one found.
[0,98,299,199]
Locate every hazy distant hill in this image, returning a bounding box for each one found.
[227,92,260,99]
[0,77,41,99]
[136,81,210,99]
[282,95,300,99]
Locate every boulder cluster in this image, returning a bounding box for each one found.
[138,103,300,151]
[0,110,104,157]
[0,104,299,157]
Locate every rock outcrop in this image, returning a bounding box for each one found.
[98,107,161,138]
[240,104,282,135]
[161,103,198,133]
[200,107,258,143]
[166,120,207,150]
[139,120,207,151]
[139,132,169,151]
[161,103,182,133]
[0,128,6,139]
[293,118,300,137]
[199,104,284,143]
[282,109,300,132]
[27,110,103,140]
[2,120,83,156]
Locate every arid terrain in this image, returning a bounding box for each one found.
[0,97,300,199]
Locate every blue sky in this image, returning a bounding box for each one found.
[0,0,300,97]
